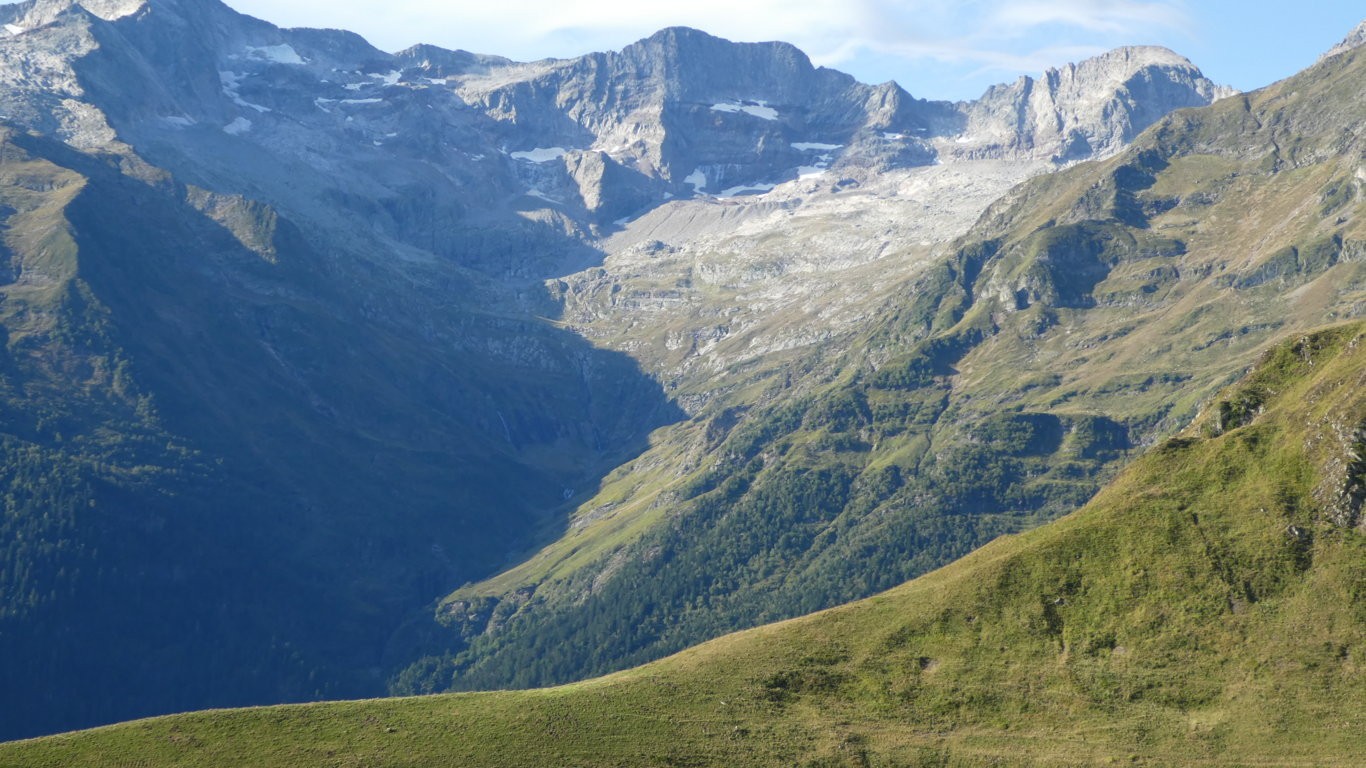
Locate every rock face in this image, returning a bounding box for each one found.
[955,46,1236,162]
[1323,18,1366,60]
[453,26,922,208]
[449,28,1231,218]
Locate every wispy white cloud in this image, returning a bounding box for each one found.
[796,0,1190,68]
[989,0,1190,35]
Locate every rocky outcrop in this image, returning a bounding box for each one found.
[953,46,1234,162]
[8,0,147,26]
[1323,18,1366,59]
[454,27,925,203]
[450,30,1231,217]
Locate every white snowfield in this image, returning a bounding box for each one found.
[245,44,304,65]
[219,71,271,113]
[716,182,776,198]
[3,23,26,36]
[223,117,252,135]
[510,147,568,163]
[791,142,840,179]
[684,169,707,192]
[710,101,778,120]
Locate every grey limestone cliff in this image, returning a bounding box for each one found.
[954,46,1235,162]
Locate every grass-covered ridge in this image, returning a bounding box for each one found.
[7,323,1364,766]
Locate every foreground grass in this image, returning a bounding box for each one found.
[5,325,1365,766]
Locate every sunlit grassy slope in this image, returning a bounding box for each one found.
[7,322,1364,765]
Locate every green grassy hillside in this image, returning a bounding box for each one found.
[395,38,1366,696]
[7,322,1363,766]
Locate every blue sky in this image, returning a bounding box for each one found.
[12,1,1362,100]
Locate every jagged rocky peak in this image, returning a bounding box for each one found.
[448,25,898,204]
[456,25,858,124]
[615,26,850,101]
[1072,44,1199,76]
[441,33,910,215]
[4,0,371,66]
[432,28,1241,218]
[954,45,1233,162]
[1323,18,1366,60]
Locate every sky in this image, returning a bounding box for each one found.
[13,1,1364,101]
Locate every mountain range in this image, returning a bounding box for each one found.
[0,0,1361,754]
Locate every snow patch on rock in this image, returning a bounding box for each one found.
[711,101,778,121]
[245,44,304,65]
[223,117,252,135]
[510,147,567,163]
[219,71,271,113]
[717,182,776,198]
